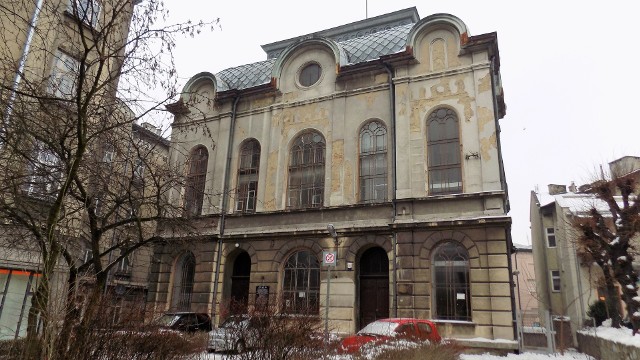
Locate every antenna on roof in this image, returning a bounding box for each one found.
[365,0,368,19]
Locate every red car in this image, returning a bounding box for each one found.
[339,318,441,354]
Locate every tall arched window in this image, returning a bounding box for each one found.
[282,251,320,314]
[433,241,470,321]
[235,139,260,213]
[359,121,387,203]
[288,131,325,209]
[184,146,208,216]
[172,252,196,311]
[427,108,461,194]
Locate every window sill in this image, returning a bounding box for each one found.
[431,319,475,325]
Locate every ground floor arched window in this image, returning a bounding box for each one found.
[282,250,320,314]
[172,252,195,311]
[433,241,471,321]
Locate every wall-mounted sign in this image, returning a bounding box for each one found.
[323,251,337,266]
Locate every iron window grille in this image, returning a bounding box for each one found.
[287,131,325,209]
[427,108,462,195]
[359,121,387,203]
[433,241,471,321]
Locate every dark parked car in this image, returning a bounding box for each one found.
[155,312,212,332]
[339,318,441,354]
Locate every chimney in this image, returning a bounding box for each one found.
[548,184,567,195]
[141,122,161,135]
[568,181,577,193]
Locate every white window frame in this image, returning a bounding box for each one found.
[26,143,62,199]
[546,227,557,248]
[134,158,145,178]
[48,50,80,100]
[550,270,561,292]
[68,0,101,28]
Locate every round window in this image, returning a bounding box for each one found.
[299,63,322,87]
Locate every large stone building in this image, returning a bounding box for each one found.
[149,7,515,350]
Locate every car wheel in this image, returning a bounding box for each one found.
[235,340,246,354]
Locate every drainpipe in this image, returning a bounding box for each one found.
[211,95,239,324]
[506,229,519,345]
[3,0,45,129]
[488,57,509,211]
[489,54,517,341]
[382,63,398,317]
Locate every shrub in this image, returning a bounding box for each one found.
[353,340,463,360]
[587,300,608,326]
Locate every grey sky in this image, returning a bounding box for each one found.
[163,0,640,244]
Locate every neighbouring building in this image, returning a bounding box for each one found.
[530,156,640,347]
[512,243,539,326]
[0,0,144,338]
[148,7,515,352]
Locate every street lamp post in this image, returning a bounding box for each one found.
[325,224,338,342]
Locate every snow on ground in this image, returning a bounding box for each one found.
[578,324,640,348]
[461,351,594,360]
[202,349,595,360]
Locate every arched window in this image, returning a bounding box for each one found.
[287,131,325,209]
[172,252,196,311]
[433,242,470,321]
[359,121,387,203]
[282,251,320,314]
[235,140,260,213]
[184,146,208,216]
[427,108,461,194]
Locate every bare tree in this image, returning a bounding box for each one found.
[0,0,216,358]
[574,173,640,335]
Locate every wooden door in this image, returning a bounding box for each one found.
[359,247,389,329]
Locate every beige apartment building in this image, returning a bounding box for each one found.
[148,7,515,351]
[530,156,640,347]
[0,0,153,339]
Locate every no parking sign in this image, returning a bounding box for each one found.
[322,251,337,266]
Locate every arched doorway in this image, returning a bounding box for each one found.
[359,247,389,329]
[230,251,251,314]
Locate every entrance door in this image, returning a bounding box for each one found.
[230,252,251,314]
[359,247,389,329]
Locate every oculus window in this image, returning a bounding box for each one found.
[299,63,321,87]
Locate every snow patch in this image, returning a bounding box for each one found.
[578,325,640,347]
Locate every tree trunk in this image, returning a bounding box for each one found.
[603,269,622,328]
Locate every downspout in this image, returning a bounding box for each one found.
[211,95,240,323]
[489,57,509,212]
[489,54,517,340]
[3,0,45,127]
[506,228,519,344]
[382,63,398,317]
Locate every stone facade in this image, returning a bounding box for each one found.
[148,7,515,348]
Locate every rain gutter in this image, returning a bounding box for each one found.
[211,94,240,323]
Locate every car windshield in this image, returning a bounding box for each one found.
[156,314,179,326]
[219,317,247,329]
[357,321,399,336]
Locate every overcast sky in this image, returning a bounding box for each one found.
[162,0,640,244]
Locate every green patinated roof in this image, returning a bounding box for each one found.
[214,23,414,92]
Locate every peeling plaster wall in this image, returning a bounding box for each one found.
[171,30,504,211]
[162,19,512,341]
